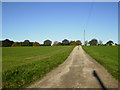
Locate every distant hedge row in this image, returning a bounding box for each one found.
[0,39,82,47]
[0,38,118,47]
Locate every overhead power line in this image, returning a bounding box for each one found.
[83,2,94,45]
[85,2,94,30]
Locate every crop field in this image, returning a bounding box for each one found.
[82,46,119,81]
[2,46,74,88]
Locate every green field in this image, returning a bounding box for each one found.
[82,46,119,81]
[2,46,74,88]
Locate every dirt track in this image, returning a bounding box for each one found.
[29,46,118,88]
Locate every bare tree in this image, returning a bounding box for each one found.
[85,40,88,46]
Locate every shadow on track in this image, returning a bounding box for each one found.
[93,70,107,90]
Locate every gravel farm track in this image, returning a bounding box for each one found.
[29,46,118,88]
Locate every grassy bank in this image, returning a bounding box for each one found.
[82,46,119,81]
[2,46,74,88]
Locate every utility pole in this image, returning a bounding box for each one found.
[84,30,85,45]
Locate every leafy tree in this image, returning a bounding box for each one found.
[76,40,82,45]
[106,40,114,46]
[62,39,70,45]
[2,39,14,47]
[21,42,25,46]
[89,39,98,46]
[40,44,45,46]
[15,42,21,46]
[70,41,77,45]
[0,41,2,47]
[33,42,40,46]
[22,40,30,46]
[115,43,118,46]
[29,42,33,46]
[44,40,52,46]
[12,42,20,47]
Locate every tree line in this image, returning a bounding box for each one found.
[84,39,118,46]
[0,39,82,47]
[0,38,118,47]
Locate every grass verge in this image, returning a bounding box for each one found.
[82,46,119,81]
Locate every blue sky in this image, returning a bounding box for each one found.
[2,2,118,44]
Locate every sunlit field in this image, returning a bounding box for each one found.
[2,46,74,88]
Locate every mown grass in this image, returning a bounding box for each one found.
[2,46,74,88]
[82,46,119,81]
